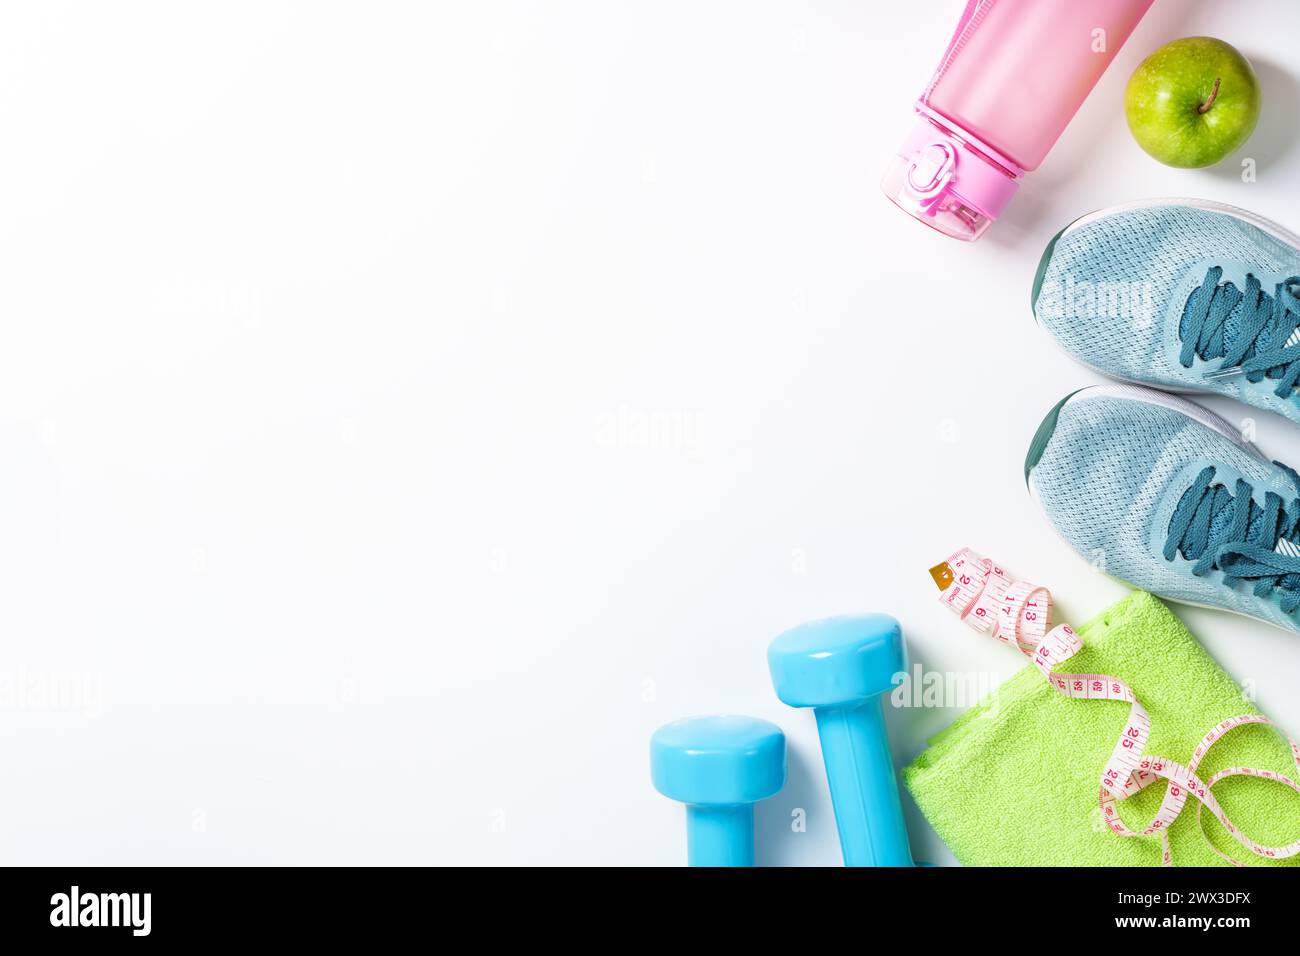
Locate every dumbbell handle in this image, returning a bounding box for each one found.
[814,696,914,866]
[685,804,754,866]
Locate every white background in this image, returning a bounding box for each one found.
[2,0,1299,866]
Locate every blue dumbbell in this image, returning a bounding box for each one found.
[650,715,786,866]
[767,614,914,866]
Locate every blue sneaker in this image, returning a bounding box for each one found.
[1032,199,1300,424]
[1025,383,1300,635]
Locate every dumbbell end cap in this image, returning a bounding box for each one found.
[650,715,786,806]
[767,614,905,708]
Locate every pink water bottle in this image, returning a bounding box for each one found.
[883,0,1155,241]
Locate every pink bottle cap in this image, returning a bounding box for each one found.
[882,112,1021,241]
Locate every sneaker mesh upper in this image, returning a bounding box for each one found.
[1031,389,1299,633]
[1036,204,1300,420]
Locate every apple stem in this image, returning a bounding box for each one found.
[1198,77,1221,114]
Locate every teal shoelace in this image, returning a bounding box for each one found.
[1179,266,1300,396]
[1164,464,1300,613]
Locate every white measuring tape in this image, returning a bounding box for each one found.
[931,547,1300,866]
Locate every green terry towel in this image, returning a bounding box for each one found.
[904,590,1300,866]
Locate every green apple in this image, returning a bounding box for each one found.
[1125,37,1260,168]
